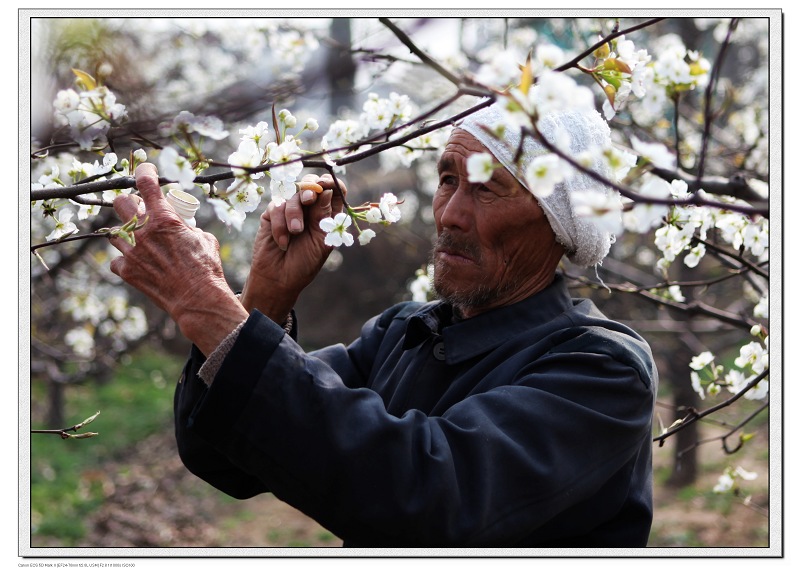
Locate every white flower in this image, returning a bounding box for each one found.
[571,190,624,236]
[668,285,685,302]
[228,139,264,179]
[476,50,521,88]
[624,175,671,233]
[239,121,271,153]
[683,244,706,268]
[379,193,402,223]
[226,179,263,213]
[164,111,229,140]
[365,207,383,224]
[754,295,768,318]
[278,109,297,129]
[320,212,354,247]
[358,228,376,245]
[524,154,568,198]
[535,43,565,70]
[466,152,495,183]
[207,198,246,231]
[603,145,638,182]
[735,341,768,374]
[159,146,196,190]
[65,327,95,358]
[734,466,758,481]
[631,136,676,170]
[742,220,768,257]
[304,118,319,132]
[409,268,433,303]
[713,472,735,493]
[691,371,705,400]
[46,208,78,241]
[133,149,148,163]
[690,351,715,370]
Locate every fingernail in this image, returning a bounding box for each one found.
[289,219,302,233]
[278,236,289,251]
[302,190,314,202]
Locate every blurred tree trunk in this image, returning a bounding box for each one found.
[666,264,700,487]
[327,18,356,116]
[47,379,65,429]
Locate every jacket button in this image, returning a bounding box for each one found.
[433,341,446,361]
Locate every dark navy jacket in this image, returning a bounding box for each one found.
[174,274,657,547]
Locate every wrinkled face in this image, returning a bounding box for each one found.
[432,129,564,318]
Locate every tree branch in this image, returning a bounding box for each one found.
[653,369,768,446]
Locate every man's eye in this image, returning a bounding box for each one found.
[439,175,457,187]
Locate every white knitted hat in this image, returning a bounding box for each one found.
[457,102,618,267]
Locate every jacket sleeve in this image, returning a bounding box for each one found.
[176,309,654,546]
[173,305,400,500]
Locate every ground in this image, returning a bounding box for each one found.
[71,424,770,550]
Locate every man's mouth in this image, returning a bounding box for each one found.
[434,233,480,265]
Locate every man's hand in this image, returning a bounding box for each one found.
[240,173,347,322]
[109,163,247,356]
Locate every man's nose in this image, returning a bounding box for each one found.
[438,186,474,232]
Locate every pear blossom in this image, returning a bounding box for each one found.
[603,144,638,181]
[571,190,624,236]
[683,244,706,268]
[624,175,671,233]
[654,223,694,263]
[735,341,768,374]
[320,212,354,247]
[159,146,196,190]
[475,50,521,89]
[162,110,229,140]
[322,119,366,151]
[46,208,78,241]
[742,220,768,257]
[690,371,705,400]
[207,198,246,231]
[379,193,402,223]
[631,136,676,170]
[668,284,685,302]
[532,72,596,117]
[466,152,496,183]
[278,109,297,129]
[358,229,376,246]
[268,138,304,188]
[70,194,101,220]
[226,179,263,213]
[304,118,319,132]
[409,266,434,303]
[713,466,758,494]
[365,207,383,224]
[524,154,568,198]
[238,121,271,153]
[712,472,735,494]
[535,43,565,70]
[269,178,297,207]
[228,139,265,178]
[754,295,768,319]
[715,213,748,250]
[690,351,715,370]
[65,327,95,358]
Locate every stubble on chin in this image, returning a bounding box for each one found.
[430,232,514,315]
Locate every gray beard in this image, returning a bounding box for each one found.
[430,237,518,315]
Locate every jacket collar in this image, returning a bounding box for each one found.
[403,274,574,364]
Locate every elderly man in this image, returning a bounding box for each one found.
[109,104,657,548]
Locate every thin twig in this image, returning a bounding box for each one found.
[653,369,768,445]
